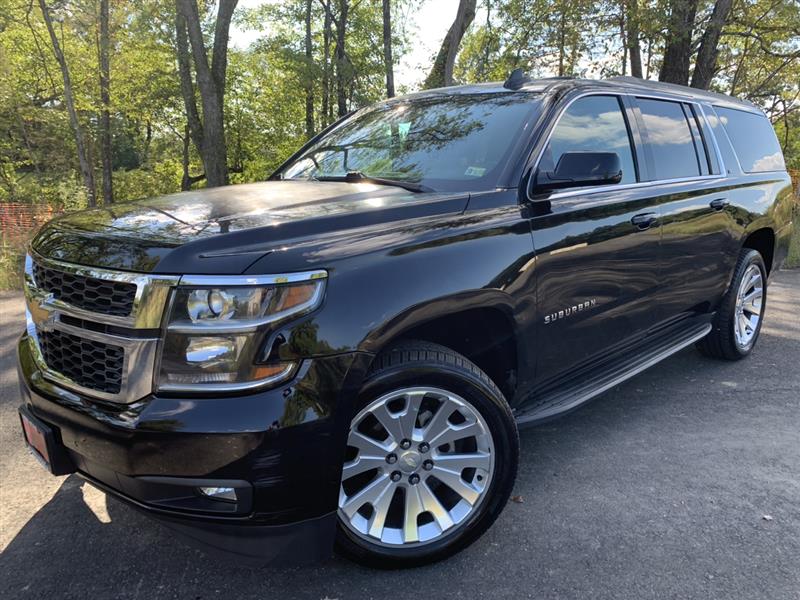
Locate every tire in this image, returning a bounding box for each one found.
[697,248,767,360]
[335,340,519,568]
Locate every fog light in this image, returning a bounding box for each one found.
[198,486,237,502]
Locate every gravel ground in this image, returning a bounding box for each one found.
[1,271,798,600]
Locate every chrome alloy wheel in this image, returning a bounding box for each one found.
[338,387,495,547]
[733,264,764,348]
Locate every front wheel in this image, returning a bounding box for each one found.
[697,248,767,360]
[335,341,519,568]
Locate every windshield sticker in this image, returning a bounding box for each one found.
[465,166,486,177]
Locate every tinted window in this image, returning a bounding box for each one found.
[714,107,785,173]
[704,107,739,174]
[637,98,701,180]
[279,93,540,192]
[539,95,637,185]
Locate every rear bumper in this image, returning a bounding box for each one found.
[17,334,371,564]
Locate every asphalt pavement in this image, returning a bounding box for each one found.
[1,270,798,600]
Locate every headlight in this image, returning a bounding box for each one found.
[156,271,326,392]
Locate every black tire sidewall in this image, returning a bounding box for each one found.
[335,362,519,568]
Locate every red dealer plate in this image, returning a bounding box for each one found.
[20,411,51,468]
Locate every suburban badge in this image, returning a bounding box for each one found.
[544,299,597,324]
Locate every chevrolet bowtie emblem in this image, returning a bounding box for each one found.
[35,294,57,332]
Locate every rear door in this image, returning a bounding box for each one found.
[527,94,664,383]
[631,96,739,320]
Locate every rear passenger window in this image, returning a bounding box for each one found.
[714,107,785,173]
[540,95,637,185]
[637,98,701,180]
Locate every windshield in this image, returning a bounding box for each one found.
[277,92,541,192]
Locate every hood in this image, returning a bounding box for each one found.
[32,180,469,273]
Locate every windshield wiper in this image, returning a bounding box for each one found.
[315,171,434,193]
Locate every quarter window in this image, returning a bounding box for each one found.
[637,98,701,180]
[539,95,637,186]
[714,107,785,173]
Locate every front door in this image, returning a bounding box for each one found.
[527,94,663,385]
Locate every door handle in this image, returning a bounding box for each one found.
[710,198,730,211]
[631,212,659,230]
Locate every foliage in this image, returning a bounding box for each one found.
[0,0,797,277]
[455,0,799,167]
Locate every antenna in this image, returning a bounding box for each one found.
[504,68,528,90]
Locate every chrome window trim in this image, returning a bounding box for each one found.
[525,90,731,203]
[543,174,726,201]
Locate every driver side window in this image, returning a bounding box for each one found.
[540,95,637,186]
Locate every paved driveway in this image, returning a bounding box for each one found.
[1,271,798,600]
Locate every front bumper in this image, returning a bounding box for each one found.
[17,334,371,564]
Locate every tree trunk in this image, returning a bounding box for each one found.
[143,119,152,165]
[175,8,204,158]
[620,1,627,76]
[423,0,477,89]
[690,0,733,89]
[625,0,643,78]
[175,0,237,188]
[39,0,96,206]
[659,0,699,85]
[321,0,332,126]
[382,0,395,98]
[181,123,192,191]
[180,124,205,190]
[98,0,113,204]
[557,11,566,76]
[305,0,315,137]
[335,0,349,117]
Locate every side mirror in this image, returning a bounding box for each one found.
[534,151,623,192]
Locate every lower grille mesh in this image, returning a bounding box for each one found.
[39,329,124,394]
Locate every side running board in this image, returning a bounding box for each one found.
[515,323,712,428]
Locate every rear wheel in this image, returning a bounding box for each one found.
[697,248,767,360]
[335,341,518,568]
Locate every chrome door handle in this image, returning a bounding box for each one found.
[710,198,730,211]
[631,212,659,230]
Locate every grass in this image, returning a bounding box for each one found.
[0,239,26,291]
[787,216,800,269]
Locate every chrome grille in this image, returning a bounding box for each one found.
[39,329,124,394]
[33,261,137,317]
[23,252,179,404]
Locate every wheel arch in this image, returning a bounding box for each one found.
[741,227,776,274]
[359,292,521,402]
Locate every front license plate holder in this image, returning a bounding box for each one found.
[19,405,75,476]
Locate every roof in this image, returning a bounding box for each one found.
[398,76,760,114]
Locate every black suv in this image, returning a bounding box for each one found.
[17,75,794,568]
